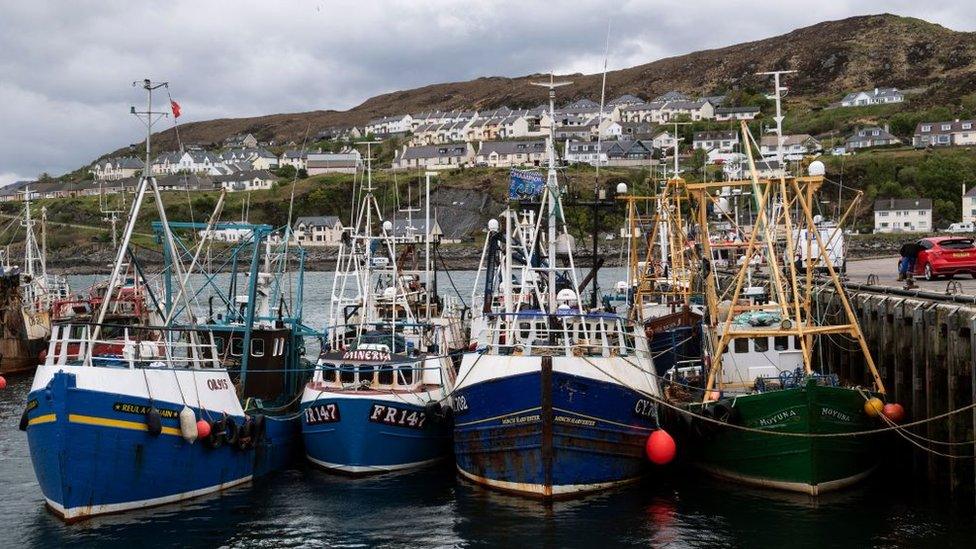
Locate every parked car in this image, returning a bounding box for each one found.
[913,237,976,280]
[945,222,975,234]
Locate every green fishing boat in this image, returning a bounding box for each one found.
[664,71,889,495]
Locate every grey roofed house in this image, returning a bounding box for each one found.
[212,169,276,183]
[694,130,738,142]
[115,156,145,169]
[307,152,362,172]
[293,215,341,229]
[653,91,690,102]
[701,95,727,106]
[845,126,901,149]
[606,139,655,159]
[400,143,468,160]
[661,99,709,110]
[716,106,760,115]
[873,198,932,212]
[841,87,903,106]
[563,99,599,109]
[607,94,645,107]
[281,150,307,159]
[478,140,546,156]
[155,173,213,191]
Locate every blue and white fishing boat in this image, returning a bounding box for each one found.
[22,79,315,521]
[453,77,663,498]
[301,164,467,474]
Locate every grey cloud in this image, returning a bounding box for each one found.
[1,0,974,185]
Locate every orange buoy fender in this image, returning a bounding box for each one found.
[646,429,677,465]
[0,375,7,390]
[196,419,212,439]
[864,397,884,417]
[179,406,198,443]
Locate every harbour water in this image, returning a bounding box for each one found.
[1,271,974,548]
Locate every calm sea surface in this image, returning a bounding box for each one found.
[0,270,974,548]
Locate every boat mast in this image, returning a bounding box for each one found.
[530,74,571,311]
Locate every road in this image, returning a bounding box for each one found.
[846,255,976,295]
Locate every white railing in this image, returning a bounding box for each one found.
[477,312,651,359]
[47,323,221,370]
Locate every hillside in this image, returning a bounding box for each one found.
[106,13,976,158]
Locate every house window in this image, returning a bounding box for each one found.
[942,124,952,131]
[963,123,973,130]
[922,125,931,132]
[880,211,889,217]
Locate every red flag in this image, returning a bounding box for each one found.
[170,100,181,118]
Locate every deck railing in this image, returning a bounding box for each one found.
[475,312,651,359]
[47,323,221,370]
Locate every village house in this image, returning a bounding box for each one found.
[154,173,213,192]
[619,121,656,139]
[224,133,259,148]
[606,94,645,108]
[90,157,145,180]
[840,87,904,107]
[475,140,547,168]
[172,150,222,174]
[564,140,610,165]
[292,215,345,247]
[247,148,279,171]
[963,184,976,224]
[307,151,362,175]
[279,150,308,171]
[845,126,901,150]
[873,198,932,233]
[394,143,474,170]
[365,114,413,136]
[605,139,655,166]
[913,119,976,148]
[212,170,277,192]
[656,99,715,122]
[651,131,678,151]
[759,134,822,160]
[693,131,739,153]
[714,106,761,121]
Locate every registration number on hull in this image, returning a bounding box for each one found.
[368,404,428,429]
[305,403,341,425]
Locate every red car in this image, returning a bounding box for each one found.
[914,236,976,280]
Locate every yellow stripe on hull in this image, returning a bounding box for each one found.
[68,414,182,436]
[27,413,57,426]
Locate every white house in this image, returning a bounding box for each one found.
[651,131,678,151]
[307,151,362,175]
[476,140,546,168]
[173,150,223,174]
[840,88,903,107]
[292,216,344,247]
[964,185,976,224]
[279,150,307,171]
[224,133,259,148]
[759,134,822,160]
[365,114,413,136]
[212,170,277,192]
[715,106,760,121]
[393,143,474,170]
[913,119,976,148]
[873,198,932,233]
[90,157,145,180]
[845,126,901,150]
[564,140,609,165]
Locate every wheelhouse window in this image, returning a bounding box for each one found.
[323,363,337,383]
[230,337,244,357]
[339,364,355,384]
[378,364,394,386]
[399,363,415,386]
[733,338,749,353]
[251,339,265,357]
[753,337,769,353]
[774,336,789,351]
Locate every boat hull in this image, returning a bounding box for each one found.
[301,389,452,474]
[453,362,657,498]
[672,380,878,495]
[24,366,299,521]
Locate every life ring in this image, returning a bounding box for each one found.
[206,418,226,449]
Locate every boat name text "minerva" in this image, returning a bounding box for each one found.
[342,349,392,362]
[755,408,799,427]
[368,404,427,429]
[305,403,341,425]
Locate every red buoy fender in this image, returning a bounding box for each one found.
[196,419,212,439]
[882,403,905,423]
[646,429,677,465]
[0,376,7,390]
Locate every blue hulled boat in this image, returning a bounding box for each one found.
[22,80,315,521]
[301,165,467,474]
[453,78,663,498]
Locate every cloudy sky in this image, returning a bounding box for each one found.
[1,0,973,185]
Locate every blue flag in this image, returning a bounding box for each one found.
[508,169,544,201]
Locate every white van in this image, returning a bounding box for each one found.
[790,221,846,273]
[946,222,974,234]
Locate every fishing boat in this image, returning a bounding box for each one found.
[301,161,467,474]
[453,77,663,498]
[21,79,314,521]
[666,71,888,495]
[619,169,703,377]
[0,190,69,375]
